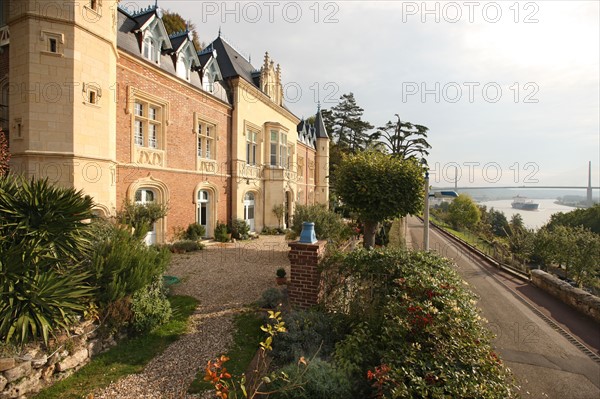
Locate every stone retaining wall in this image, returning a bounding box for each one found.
[531,269,600,323]
[0,321,123,398]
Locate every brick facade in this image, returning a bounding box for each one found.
[115,53,232,241]
[287,240,327,309]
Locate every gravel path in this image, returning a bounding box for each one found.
[92,236,290,399]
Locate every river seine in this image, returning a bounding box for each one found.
[477,199,576,230]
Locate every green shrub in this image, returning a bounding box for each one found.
[262,226,285,235]
[258,287,284,309]
[229,218,250,240]
[268,358,352,399]
[0,176,95,345]
[323,249,518,398]
[184,223,206,240]
[130,278,172,333]
[291,204,351,245]
[0,244,94,345]
[170,240,204,253]
[88,224,171,305]
[272,310,349,366]
[214,221,230,242]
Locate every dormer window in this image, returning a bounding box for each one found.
[202,73,214,93]
[143,32,159,64]
[176,54,190,81]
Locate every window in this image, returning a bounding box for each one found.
[134,100,162,149]
[49,38,57,53]
[297,156,304,178]
[41,31,64,55]
[270,131,277,166]
[135,188,154,203]
[176,54,190,81]
[142,33,160,64]
[84,83,101,105]
[135,188,157,245]
[198,121,215,159]
[90,0,98,11]
[279,132,288,168]
[246,130,257,165]
[197,190,210,235]
[269,130,288,168]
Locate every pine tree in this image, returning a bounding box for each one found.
[330,93,374,152]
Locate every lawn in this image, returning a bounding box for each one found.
[32,295,198,399]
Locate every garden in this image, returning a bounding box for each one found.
[198,247,519,399]
[0,174,200,397]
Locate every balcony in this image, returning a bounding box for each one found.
[0,25,8,47]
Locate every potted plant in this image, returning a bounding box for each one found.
[275,268,287,285]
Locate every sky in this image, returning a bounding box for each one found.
[128,0,600,189]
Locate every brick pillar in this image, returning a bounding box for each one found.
[288,240,327,309]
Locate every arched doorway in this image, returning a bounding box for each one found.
[244,192,255,232]
[197,190,210,237]
[135,188,156,245]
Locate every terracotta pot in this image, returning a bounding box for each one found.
[276,277,287,285]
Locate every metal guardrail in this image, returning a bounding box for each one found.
[419,216,531,281]
[420,217,600,364]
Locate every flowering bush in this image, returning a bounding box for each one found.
[323,249,519,398]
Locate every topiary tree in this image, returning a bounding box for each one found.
[334,151,424,248]
[117,200,168,241]
[272,204,285,228]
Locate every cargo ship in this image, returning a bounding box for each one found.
[511,196,539,211]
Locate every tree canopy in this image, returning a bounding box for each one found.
[334,151,424,248]
[161,10,203,50]
[372,114,431,162]
[329,93,374,152]
[546,204,600,234]
[447,194,481,230]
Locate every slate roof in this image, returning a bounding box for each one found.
[168,31,189,52]
[115,7,229,103]
[313,108,329,139]
[208,37,258,83]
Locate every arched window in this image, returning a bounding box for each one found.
[197,190,210,236]
[143,33,159,63]
[244,192,255,232]
[135,188,157,245]
[176,54,190,81]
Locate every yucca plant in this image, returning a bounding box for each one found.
[0,243,94,345]
[0,175,96,345]
[0,175,95,265]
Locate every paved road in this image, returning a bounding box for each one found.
[406,216,600,399]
